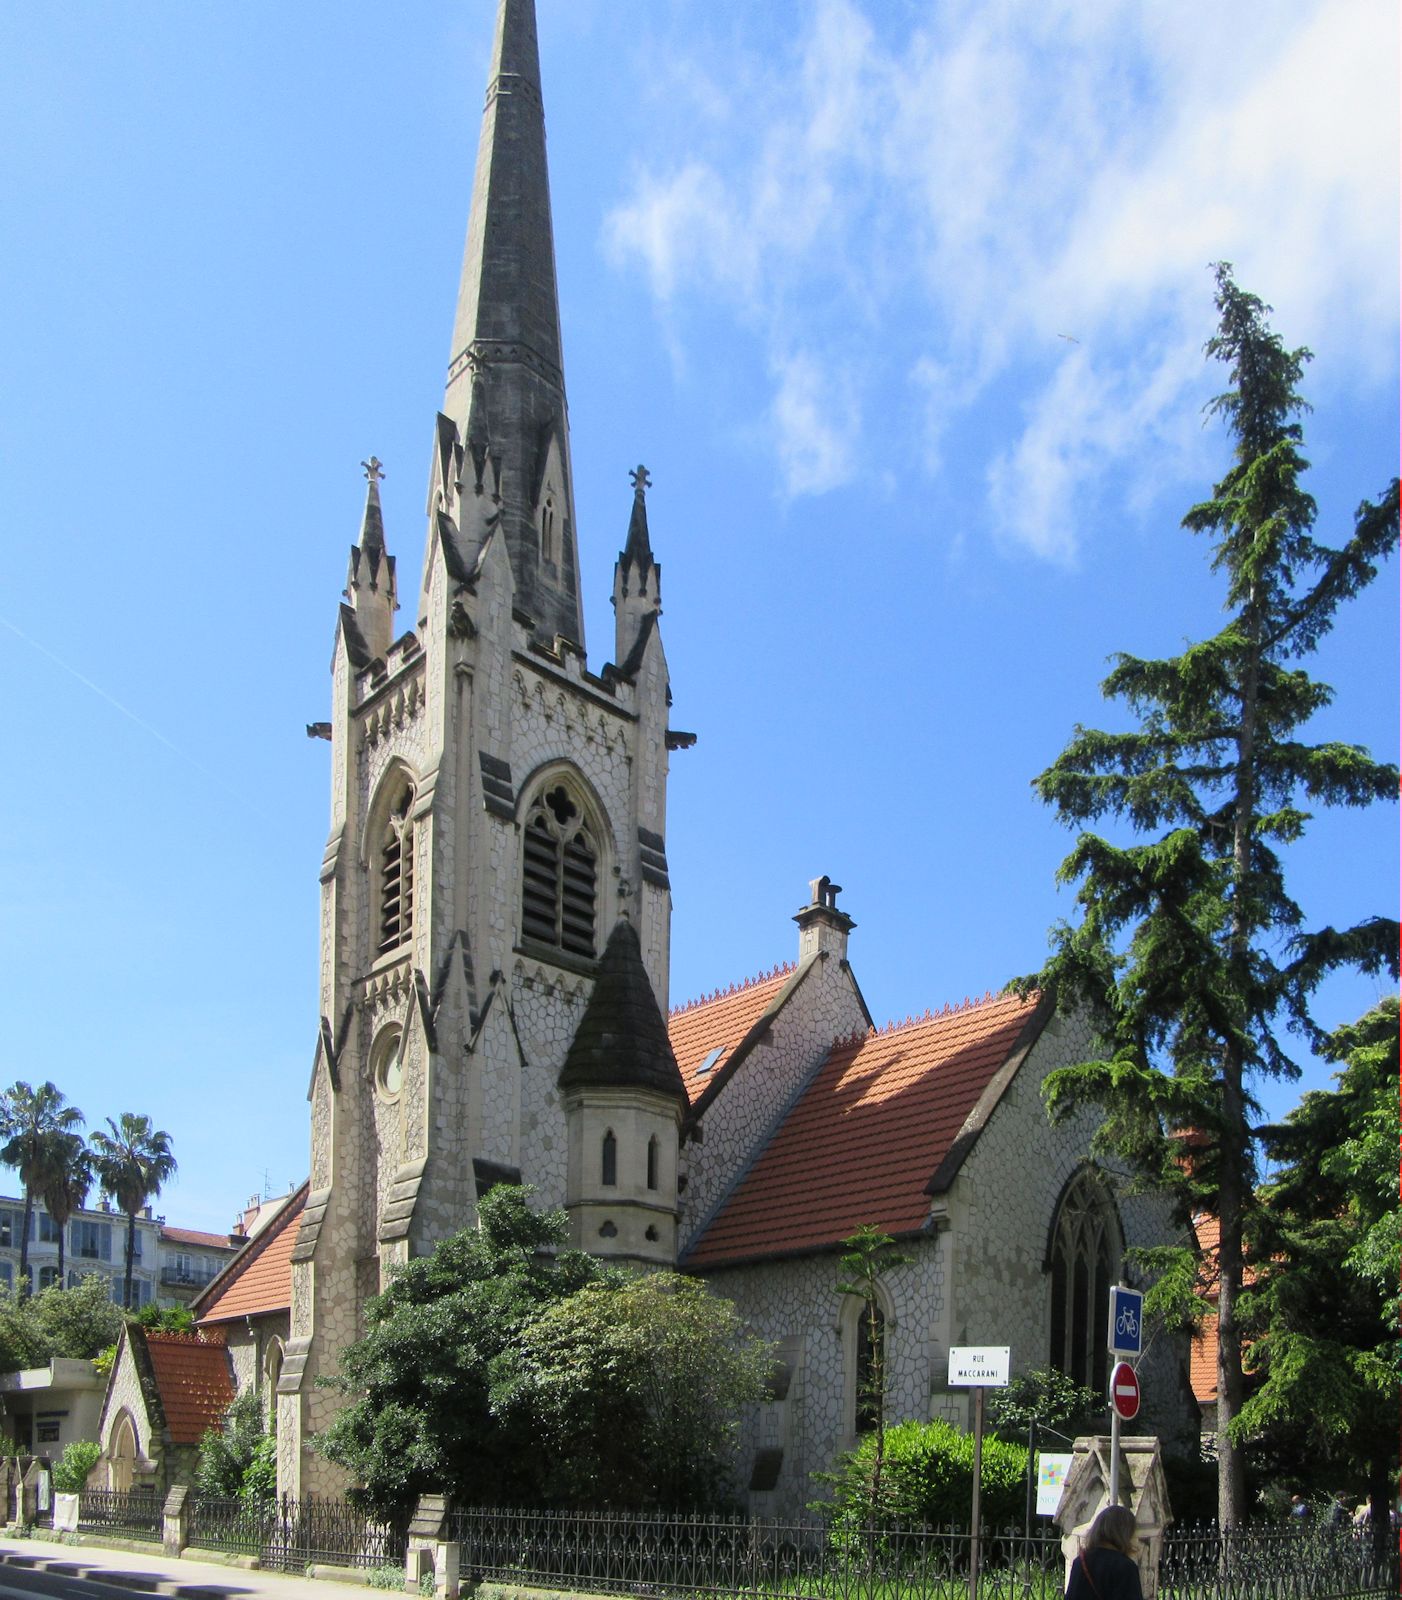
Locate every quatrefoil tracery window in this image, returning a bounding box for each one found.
[521,781,598,958]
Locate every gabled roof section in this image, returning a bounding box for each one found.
[558,920,685,1103]
[668,961,803,1114]
[141,1331,234,1445]
[160,1225,239,1251]
[194,1181,308,1325]
[684,990,1048,1269]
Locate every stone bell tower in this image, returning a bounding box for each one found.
[280,0,690,1495]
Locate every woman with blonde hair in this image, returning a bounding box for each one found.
[1064,1504,1143,1600]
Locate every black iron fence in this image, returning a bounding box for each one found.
[1158,1523,1398,1600]
[75,1487,161,1542]
[450,1507,1399,1600]
[187,1493,407,1573]
[451,1509,1064,1600]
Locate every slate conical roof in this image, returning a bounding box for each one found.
[558,919,686,1104]
[442,0,583,648]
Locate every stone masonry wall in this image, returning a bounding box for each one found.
[707,1239,945,1522]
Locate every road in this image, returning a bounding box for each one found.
[0,1538,374,1600]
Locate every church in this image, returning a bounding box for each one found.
[266,0,1190,1517]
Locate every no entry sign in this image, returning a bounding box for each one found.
[1110,1360,1140,1421]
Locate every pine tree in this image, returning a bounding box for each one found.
[1022,266,1398,1526]
[1240,998,1399,1560]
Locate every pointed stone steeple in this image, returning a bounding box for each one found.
[442,0,583,650]
[612,465,661,670]
[345,457,397,662]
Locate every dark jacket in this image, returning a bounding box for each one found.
[1065,1545,1144,1600]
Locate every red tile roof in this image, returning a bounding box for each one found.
[161,1225,237,1250]
[669,965,796,1107]
[1190,1213,1222,1403]
[194,1182,307,1325]
[143,1331,233,1445]
[685,991,1045,1269]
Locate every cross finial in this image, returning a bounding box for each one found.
[361,457,385,483]
[629,464,652,496]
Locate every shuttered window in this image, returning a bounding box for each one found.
[377,782,415,954]
[521,782,597,958]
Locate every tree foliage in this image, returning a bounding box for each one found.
[89,1113,177,1311]
[0,1275,124,1373]
[820,1419,1028,1532]
[1018,266,1398,1525]
[316,1186,767,1518]
[492,1271,771,1511]
[1235,998,1398,1546]
[0,1083,85,1299]
[197,1388,275,1504]
[985,1366,1102,1445]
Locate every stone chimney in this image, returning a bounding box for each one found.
[794,875,855,963]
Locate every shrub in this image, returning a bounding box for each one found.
[51,1440,101,1493]
[821,1418,1029,1530]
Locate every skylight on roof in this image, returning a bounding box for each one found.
[696,1047,724,1076]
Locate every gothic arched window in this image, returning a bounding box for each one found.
[646,1135,659,1192]
[1048,1167,1122,1396]
[854,1303,886,1435]
[376,780,415,955]
[601,1130,617,1187]
[541,492,556,565]
[521,780,598,958]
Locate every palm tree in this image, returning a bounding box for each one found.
[0,1083,85,1299]
[89,1114,177,1311]
[38,1131,92,1287]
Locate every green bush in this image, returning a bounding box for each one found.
[51,1440,101,1493]
[822,1418,1029,1530]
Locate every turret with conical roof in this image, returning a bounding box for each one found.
[559,918,686,1266]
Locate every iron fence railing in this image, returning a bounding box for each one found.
[451,1509,1066,1600]
[189,1493,407,1573]
[1158,1523,1399,1600]
[76,1487,161,1541]
[450,1508,1401,1600]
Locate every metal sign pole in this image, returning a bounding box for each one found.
[969,1385,985,1600]
[1109,1394,1121,1505]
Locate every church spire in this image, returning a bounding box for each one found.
[345,457,397,662]
[442,0,583,650]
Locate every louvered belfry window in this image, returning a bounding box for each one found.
[522,782,597,957]
[377,782,415,954]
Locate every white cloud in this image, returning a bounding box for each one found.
[770,349,858,497]
[605,0,1399,544]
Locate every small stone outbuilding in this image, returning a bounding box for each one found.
[95,1327,233,1494]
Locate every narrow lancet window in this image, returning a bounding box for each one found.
[377,782,415,954]
[601,1130,617,1188]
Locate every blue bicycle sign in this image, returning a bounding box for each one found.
[1109,1286,1143,1355]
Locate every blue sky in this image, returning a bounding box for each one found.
[1,1,1396,1232]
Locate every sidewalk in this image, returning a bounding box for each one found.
[0,1534,380,1600]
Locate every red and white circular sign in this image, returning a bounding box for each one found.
[1110,1360,1140,1420]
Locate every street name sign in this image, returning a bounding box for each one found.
[948,1346,1010,1386]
